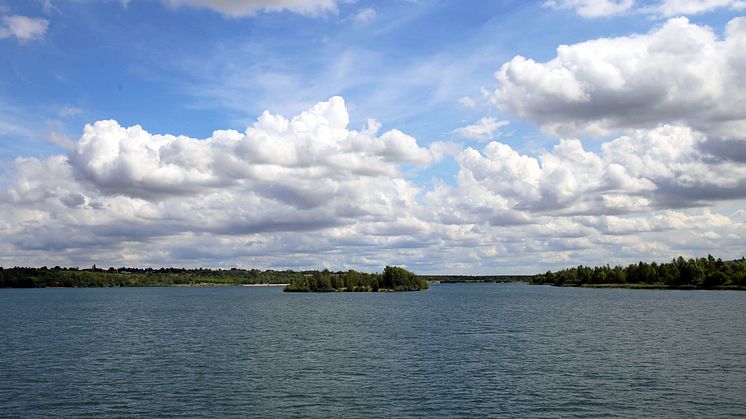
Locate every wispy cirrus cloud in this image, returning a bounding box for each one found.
[164,0,338,17]
[0,15,48,42]
[544,0,635,17]
[452,117,510,141]
[649,0,746,16]
[351,7,376,24]
[546,0,746,17]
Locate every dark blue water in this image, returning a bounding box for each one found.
[1,284,745,417]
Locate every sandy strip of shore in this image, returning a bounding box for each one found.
[241,283,288,287]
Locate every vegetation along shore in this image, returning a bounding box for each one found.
[1,255,744,290]
[531,256,746,290]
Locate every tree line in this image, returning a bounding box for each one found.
[0,265,428,290]
[531,256,746,289]
[0,266,309,288]
[284,266,428,292]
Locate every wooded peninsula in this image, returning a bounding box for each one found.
[531,256,746,289]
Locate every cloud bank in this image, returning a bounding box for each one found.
[1,95,743,273]
[0,97,442,270]
[1,17,744,273]
[430,125,746,224]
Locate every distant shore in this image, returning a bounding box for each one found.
[242,283,288,287]
[173,282,288,287]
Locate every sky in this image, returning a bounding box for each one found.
[0,0,745,274]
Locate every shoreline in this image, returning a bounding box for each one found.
[241,283,288,287]
[530,283,746,291]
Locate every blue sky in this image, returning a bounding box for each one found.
[1,0,745,273]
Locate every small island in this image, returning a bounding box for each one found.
[284,266,428,292]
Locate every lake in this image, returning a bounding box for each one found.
[1,283,744,417]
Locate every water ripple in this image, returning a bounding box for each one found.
[1,285,745,417]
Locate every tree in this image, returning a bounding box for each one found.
[382,266,427,291]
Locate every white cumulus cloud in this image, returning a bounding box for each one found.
[69,96,432,198]
[1,95,744,272]
[492,17,746,145]
[428,125,746,224]
[0,98,442,269]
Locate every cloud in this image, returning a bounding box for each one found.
[58,105,81,118]
[650,0,746,16]
[0,98,440,268]
[546,0,746,17]
[69,97,432,198]
[544,0,635,17]
[0,15,49,42]
[47,131,77,151]
[579,209,731,235]
[351,7,376,24]
[452,117,509,141]
[458,96,476,108]
[428,125,746,224]
[492,17,746,143]
[164,0,338,17]
[1,97,744,273]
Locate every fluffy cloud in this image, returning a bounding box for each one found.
[579,209,732,235]
[492,17,746,145]
[165,0,338,17]
[1,93,743,272]
[0,15,48,42]
[452,117,510,141]
[544,0,635,17]
[427,125,746,225]
[0,98,443,268]
[418,124,745,271]
[69,97,432,198]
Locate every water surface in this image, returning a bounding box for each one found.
[1,284,744,417]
